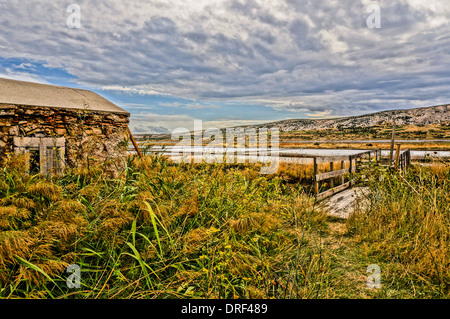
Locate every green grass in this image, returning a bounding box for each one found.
[0,153,448,299]
[276,123,450,141]
[345,163,450,298]
[0,154,329,299]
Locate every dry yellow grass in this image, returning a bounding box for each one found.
[346,163,450,297]
[0,153,330,299]
[1,152,448,299]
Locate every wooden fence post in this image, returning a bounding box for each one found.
[330,162,334,188]
[349,155,353,187]
[403,152,406,172]
[394,144,401,170]
[314,157,319,196]
[340,160,345,184]
[406,149,411,170]
[389,121,396,166]
[127,126,152,172]
[127,126,143,159]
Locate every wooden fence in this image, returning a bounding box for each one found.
[130,145,390,200]
[398,149,411,172]
[313,149,381,200]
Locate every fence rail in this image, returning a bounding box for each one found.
[313,149,381,201]
[398,149,411,172]
[129,144,413,201]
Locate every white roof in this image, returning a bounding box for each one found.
[0,77,129,115]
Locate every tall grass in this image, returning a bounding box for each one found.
[1,153,448,299]
[347,163,450,297]
[0,153,329,299]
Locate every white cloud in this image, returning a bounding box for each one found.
[305,110,334,119]
[13,63,36,70]
[101,85,162,96]
[129,112,197,132]
[129,112,276,132]
[200,118,276,129]
[0,69,50,84]
[1,0,450,119]
[158,102,220,109]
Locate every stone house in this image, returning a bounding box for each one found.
[0,77,130,176]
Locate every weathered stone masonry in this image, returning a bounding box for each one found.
[0,78,132,177]
[0,104,129,175]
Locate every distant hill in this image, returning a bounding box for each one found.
[135,104,450,140]
[244,104,450,132]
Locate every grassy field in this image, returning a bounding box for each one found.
[326,162,449,298]
[138,122,450,140]
[0,153,448,299]
[278,123,450,141]
[279,141,450,151]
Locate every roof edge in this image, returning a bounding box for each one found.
[0,102,130,116]
[0,77,130,116]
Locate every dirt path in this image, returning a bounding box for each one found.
[321,218,375,297]
[315,187,378,298]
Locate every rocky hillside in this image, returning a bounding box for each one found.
[246,104,450,132]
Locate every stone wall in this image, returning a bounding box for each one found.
[0,103,129,176]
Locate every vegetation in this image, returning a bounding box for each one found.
[277,123,450,141]
[136,123,450,151]
[345,163,450,297]
[138,122,450,144]
[0,154,328,299]
[0,153,448,299]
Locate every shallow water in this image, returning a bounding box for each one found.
[133,146,450,159]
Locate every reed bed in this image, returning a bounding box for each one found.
[347,162,450,297]
[0,154,329,299]
[0,153,448,299]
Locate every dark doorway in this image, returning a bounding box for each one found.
[29,148,40,174]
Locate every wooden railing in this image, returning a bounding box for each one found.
[398,149,411,172]
[313,149,381,200]
[131,145,385,200]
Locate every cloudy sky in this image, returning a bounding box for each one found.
[1,0,450,133]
